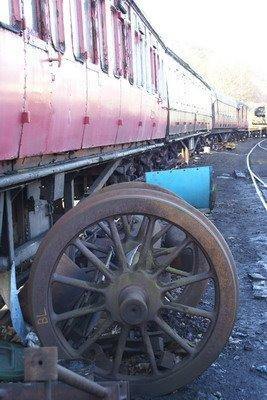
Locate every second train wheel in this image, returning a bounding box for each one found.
[28,188,238,396]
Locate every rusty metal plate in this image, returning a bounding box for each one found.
[24,347,58,382]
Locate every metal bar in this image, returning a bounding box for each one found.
[0,192,4,243]
[5,191,15,261]
[168,132,207,143]
[0,143,164,189]
[57,365,110,399]
[86,159,122,195]
[0,232,46,271]
[4,191,27,341]
[0,381,129,400]
[64,178,75,211]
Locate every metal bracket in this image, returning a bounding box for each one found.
[0,191,27,342]
[86,159,122,196]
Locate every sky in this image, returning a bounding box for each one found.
[137,0,267,101]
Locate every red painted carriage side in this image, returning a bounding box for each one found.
[0,0,249,165]
[115,79,141,144]
[45,59,86,153]
[19,39,53,158]
[0,29,24,161]
[82,69,121,148]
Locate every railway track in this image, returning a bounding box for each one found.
[246,139,267,211]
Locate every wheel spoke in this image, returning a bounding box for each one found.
[152,223,172,245]
[57,253,81,273]
[154,238,192,277]
[162,271,213,292]
[81,240,110,255]
[166,267,190,277]
[52,273,106,293]
[155,316,195,355]
[78,318,113,356]
[113,326,129,375]
[153,247,177,257]
[136,216,148,240]
[74,238,114,281]
[141,325,159,375]
[53,304,105,322]
[139,217,157,259]
[192,242,199,270]
[121,216,131,238]
[98,221,112,238]
[108,219,128,271]
[162,302,214,320]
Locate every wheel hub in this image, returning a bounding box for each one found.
[119,286,148,325]
[105,271,162,325]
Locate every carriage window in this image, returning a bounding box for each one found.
[113,5,132,81]
[0,0,21,28]
[135,25,147,87]
[83,0,95,62]
[49,0,65,52]
[71,0,96,63]
[150,46,158,93]
[125,23,133,82]
[113,11,123,77]
[159,58,165,98]
[70,0,82,60]
[96,0,108,71]
[24,0,39,34]
[0,0,12,25]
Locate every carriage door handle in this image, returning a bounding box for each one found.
[47,53,62,67]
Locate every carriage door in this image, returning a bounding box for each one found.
[156,53,168,139]
[45,0,86,154]
[19,0,53,158]
[151,46,168,140]
[0,0,24,160]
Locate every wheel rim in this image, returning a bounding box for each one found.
[29,188,238,396]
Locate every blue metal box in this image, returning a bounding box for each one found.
[145,166,214,210]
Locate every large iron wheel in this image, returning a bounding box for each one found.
[28,188,238,396]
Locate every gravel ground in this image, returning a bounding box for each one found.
[139,138,267,400]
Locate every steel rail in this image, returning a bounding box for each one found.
[246,139,267,211]
[258,142,267,151]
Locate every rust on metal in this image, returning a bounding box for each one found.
[24,347,58,382]
[28,183,238,397]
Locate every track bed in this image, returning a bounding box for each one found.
[139,139,266,400]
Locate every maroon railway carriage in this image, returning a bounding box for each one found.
[0,0,246,397]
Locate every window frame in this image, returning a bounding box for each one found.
[96,0,109,73]
[71,0,100,64]
[83,0,97,64]
[112,4,133,83]
[71,0,87,62]
[24,0,41,37]
[0,0,22,33]
[134,21,147,88]
[150,45,159,94]
[49,0,65,53]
